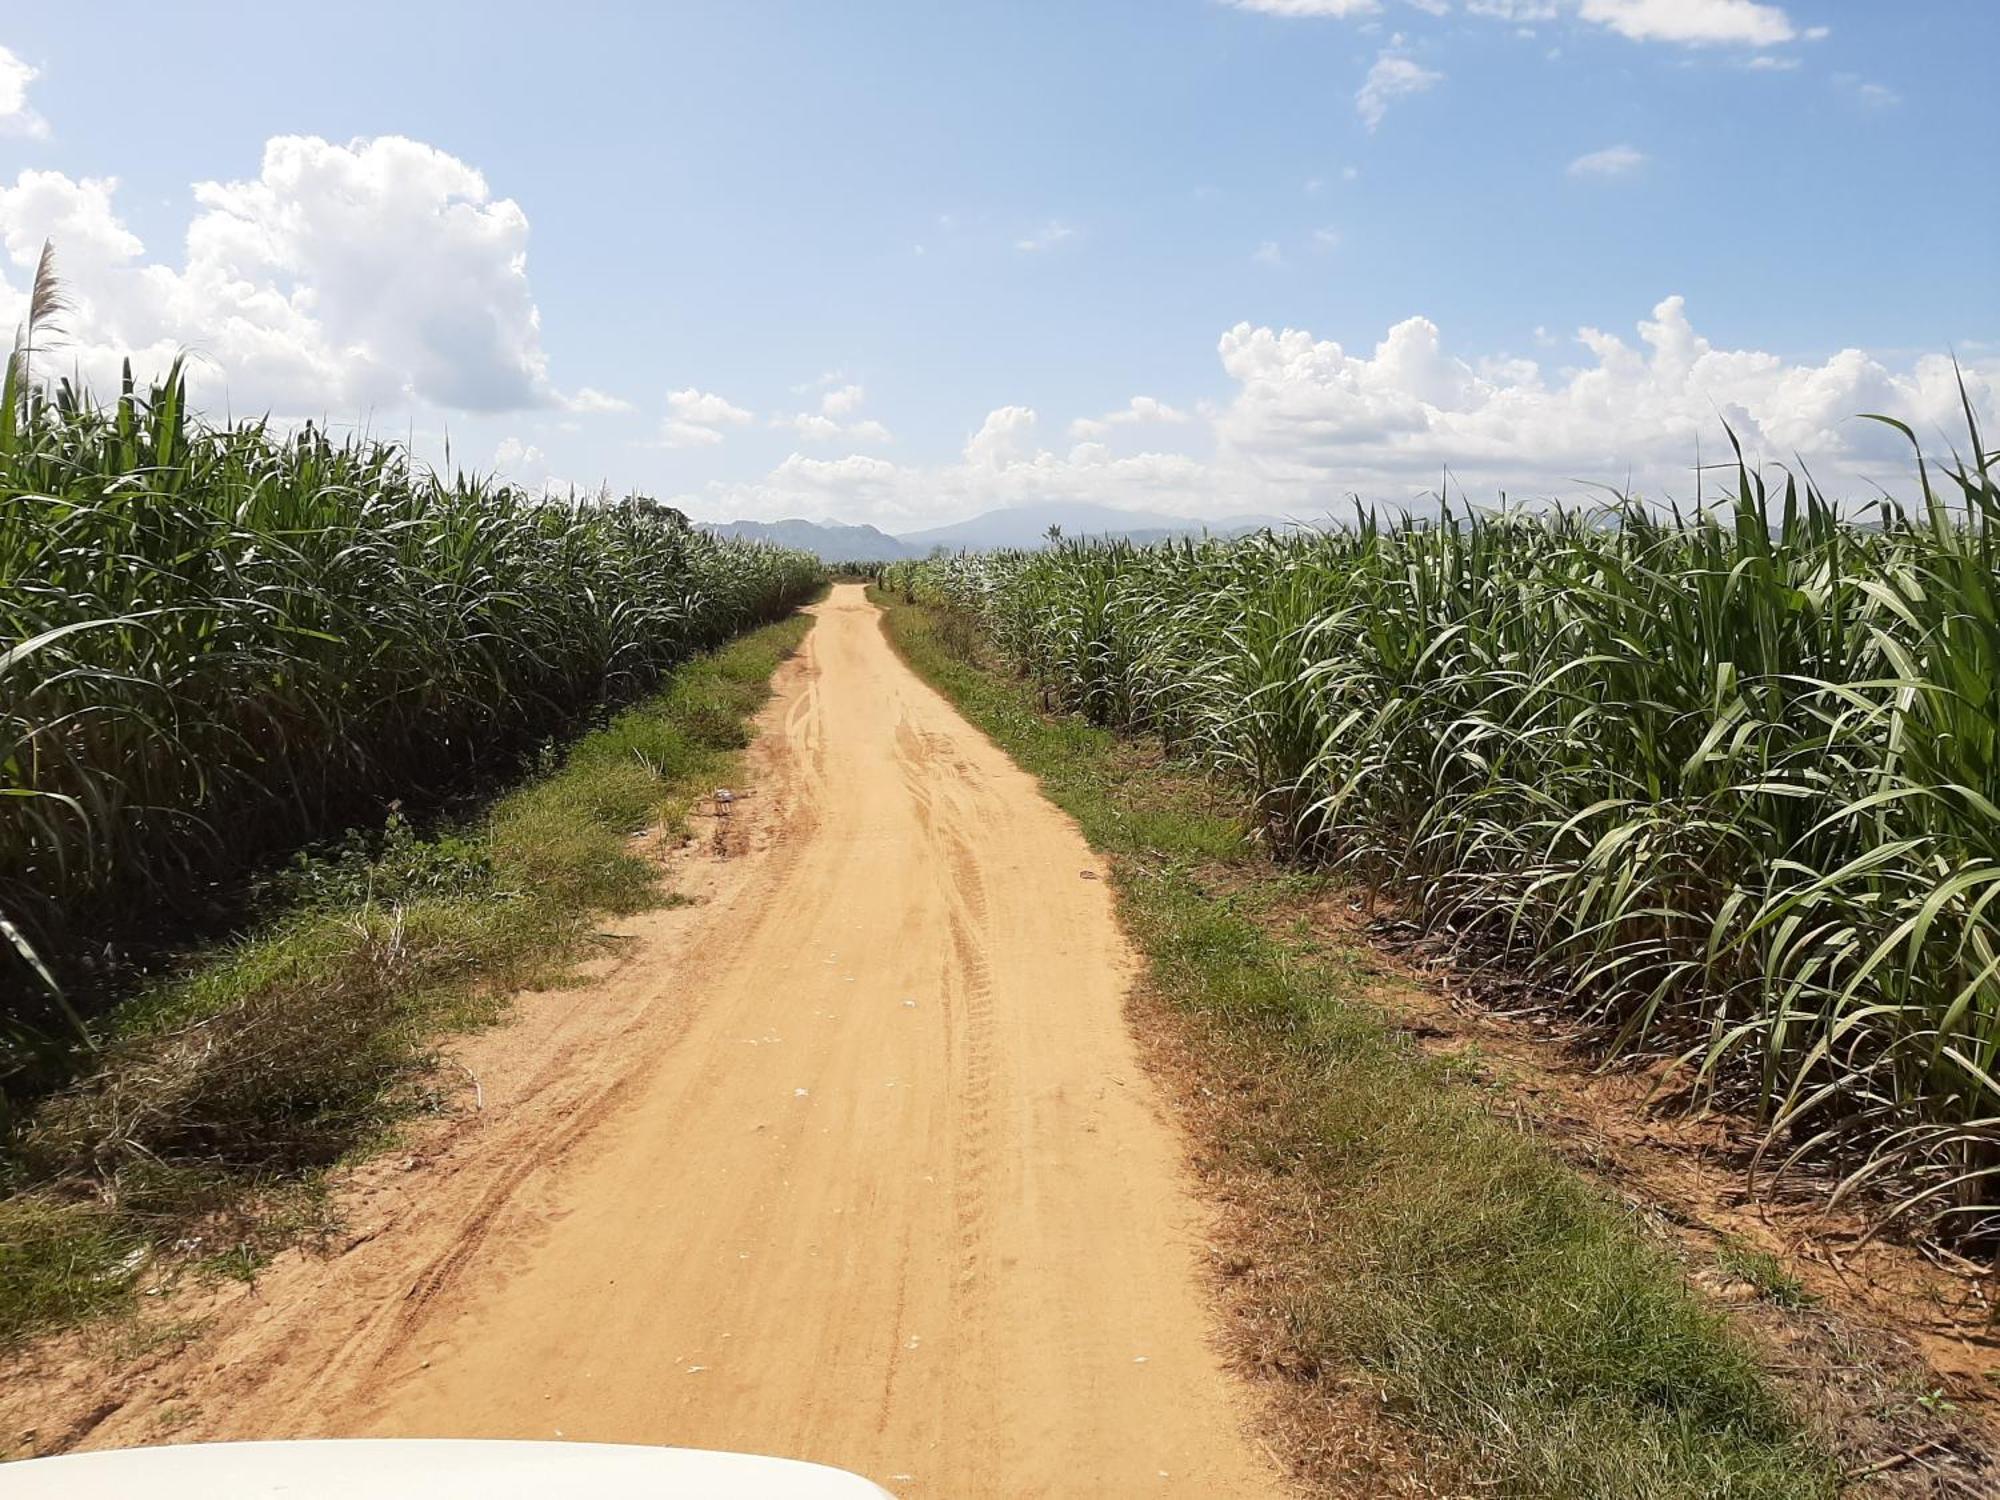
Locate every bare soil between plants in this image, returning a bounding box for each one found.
[0,587,1283,1497]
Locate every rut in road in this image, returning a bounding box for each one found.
[23,586,1284,1497]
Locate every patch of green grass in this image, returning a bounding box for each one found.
[1716,1240,1816,1311]
[0,1199,141,1335]
[875,588,1836,1500]
[0,613,810,1348]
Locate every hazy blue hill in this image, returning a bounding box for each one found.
[698,518,924,561]
[699,504,1327,560]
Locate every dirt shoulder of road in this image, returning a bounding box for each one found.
[0,615,816,1458]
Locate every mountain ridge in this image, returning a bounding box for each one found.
[697,502,1304,560]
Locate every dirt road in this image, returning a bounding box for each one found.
[14,586,1282,1496]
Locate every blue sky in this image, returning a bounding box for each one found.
[2,2,1994,528]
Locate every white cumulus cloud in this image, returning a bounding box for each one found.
[1225,0,1381,13]
[567,386,634,414]
[1069,396,1192,440]
[674,299,1995,530]
[820,383,866,418]
[661,387,753,448]
[1246,0,1812,49]
[1015,220,1077,253]
[775,382,893,445]
[1567,143,1648,177]
[1573,0,1798,46]
[1357,53,1444,131]
[679,407,1218,533]
[1212,296,1991,501]
[0,135,609,419]
[1834,74,1900,108]
[964,405,1042,470]
[492,436,547,481]
[0,44,48,139]
[1465,1,1563,19]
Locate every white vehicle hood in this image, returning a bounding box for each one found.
[1,1440,894,1497]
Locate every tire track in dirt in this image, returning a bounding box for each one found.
[5,587,1284,1498]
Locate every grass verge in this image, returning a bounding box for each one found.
[0,612,811,1348]
[873,588,1837,1499]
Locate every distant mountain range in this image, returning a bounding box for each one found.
[697,517,920,560]
[699,502,1304,561]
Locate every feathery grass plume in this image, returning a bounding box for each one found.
[6,239,67,417]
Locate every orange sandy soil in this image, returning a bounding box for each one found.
[0,588,1286,1497]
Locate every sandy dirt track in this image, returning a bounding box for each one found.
[11,586,1282,1497]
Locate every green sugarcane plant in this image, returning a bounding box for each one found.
[885,405,2000,1252]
